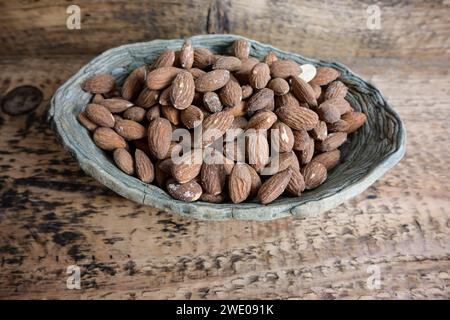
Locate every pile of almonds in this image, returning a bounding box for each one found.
[78,39,366,205]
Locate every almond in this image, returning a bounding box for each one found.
[136,88,160,108]
[341,112,367,133]
[311,83,322,100]
[171,149,203,183]
[219,78,243,108]
[170,71,195,110]
[195,70,230,92]
[312,149,340,170]
[193,47,215,69]
[92,94,104,104]
[202,111,234,147]
[200,193,225,203]
[235,57,259,84]
[246,132,270,172]
[317,132,347,152]
[303,162,327,189]
[123,106,146,122]
[147,67,182,90]
[167,179,202,202]
[292,129,310,151]
[100,98,133,113]
[311,67,340,86]
[147,118,172,159]
[269,60,301,79]
[135,149,155,183]
[225,100,247,117]
[93,127,126,151]
[232,39,250,59]
[85,103,115,127]
[267,78,289,95]
[270,121,294,153]
[158,86,172,105]
[113,148,134,175]
[286,168,305,196]
[243,163,261,198]
[114,118,146,140]
[263,51,278,66]
[247,88,274,114]
[228,163,252,203]
[327,119,350,132]
[291,76,318,108]
[151,50,175,69]
[257,168,292,204]
[146,105,161,122]
[249,62,271,89]
[201,156,226,195]
[213,56,242,72]
[300,136,314,165]
[276,105,318,131]
[78,112,98,131]
[275,92,300,109]
[325,80,348,99]
[122,66,147,101]
[264,151,297,175]
[179,40,194,69]
[246,110,277,130]
[82,74,115,94]
[317,102,341,123]
[311,120,328,141]
[181,105,204,129]
[224,139,246,162]
[161,105,180,125]
[241,85,253,99]
[189,68,206,79]
[202,91,222,113]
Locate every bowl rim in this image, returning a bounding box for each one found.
[49,34,406,220]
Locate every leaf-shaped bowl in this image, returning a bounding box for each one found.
[49,34,406,220]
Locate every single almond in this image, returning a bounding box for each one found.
[147,118,172,159]
[167,179,202,202]
[200,193,225,203]
[213,56,242,72]
[136,88,160,108]
[195,70,230,92]
[249,62,271,89]
[150,50,175,69]
[85,103,115,127]
[170,71,195,110]
[147,67,182,90]
[82,74,115,94]
[78,112,98,131]
[247,88,274,114]
[113,118,145,141]
[317,132,347,152]
[171,149,203,183]
[267,78,289,95]
[311,120,328,141]
[100,98,133,113]
[325,80,348,99]
[327,119,350,132]
[161,105,180,125]
[292,129,310,151]
[263,51,278,66]
[146,105,161,122]
[193,47,215,69]
[270,121,294,153]
[181,105,204,129]
[202,111,234,147]
[135,149,155,183]
[122,66,147,101]
[228,163,252,203]
[201,156,226,195]
[276,105,319,131]
[219,78,243,108]
[299,135,315,165]
[241,85,253,99]
[257,168,292,204]
[341,112,367,133]
[246,132,270,172]
[312,149,340,170]
[179,40,194,69]
[233,39,250,59]
[291,76,318,108]
[286,168,305,196]
[123,106,146,122]
[275,92,300,109]
[310,67,340,86]
[269,60,301,79]
[303,162,327,189]
[93,127,126,151]
[246,110,277,131]
[298,64,317,83]
[113,148,134,175]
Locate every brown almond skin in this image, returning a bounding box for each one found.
[82,74,115,94]
[146,105,161,122]
[202,111,234,147]
[292,129,310,151]
[291,76,318,108]
[171,149,203,183]
[235,57,259,84]
[147,67,182,90]
[122,66,146,101]
[85,103,115,128]
[317,132,347,152]
[246,132,270,173]
[269,60,301,79]
[311,120,328,141]
[241,85,253,99]
[92,94,104,104]
[276,105,319,131]
[270,121,294,153]
[341,112,367,133]
[257,168,292,204]
[114,119,146,140]
[189,68,206,78]
[200,193,225,203]
[151,50,175,69]
[243,164,262,198]
[147,118,172,159]
[275,92,300,109]
[179,40,194,69]
[327,119,350,132]
[158,86,172,106]
[246,111,277,131]
[113,148,134,175]
[213,56,242,72]
[193,48,215,69]
[181,105,204,129]
[286,168,305,196]
[78,112,97,131]
[123,106,146,122]
[249,62,271,89]
[310,67,340,86]
[318,103,341,123]
[233,39,250,59]
[167,179,203,202]
[228,163,252,203]
[299,136,315,165]
[93,127,127,151]
[312,149,341,170]
[264,52,278,66]
[247,88,274,114]
[303,162,327,189]
[161,105,180,125]
[267,78,290,95]
[135,149,155,183]
[325,80,348,99]
[203,92,223,113]
[219,78,243,108]
[170,71,195,110]
[136,88,159,108]
[201,161,226,196]
[195,70,230,92]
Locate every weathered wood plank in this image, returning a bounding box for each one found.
[0,56,449,299]
[0,0,449,60]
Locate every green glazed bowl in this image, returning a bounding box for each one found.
[49,34,406,220]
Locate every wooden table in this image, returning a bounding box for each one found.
[0,1,449,300]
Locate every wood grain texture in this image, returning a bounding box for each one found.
[0,0,449,60]
[0,56,449,299]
